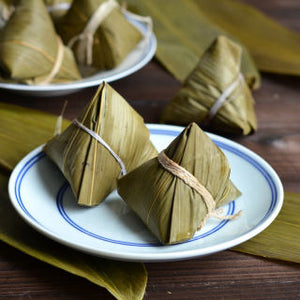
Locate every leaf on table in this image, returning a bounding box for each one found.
[0,170,147,300]
[126,0,300,88]
[0,102,70,171]
[194,0,300,76]
[232,192,300,263]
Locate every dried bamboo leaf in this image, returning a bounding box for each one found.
[44,82,157,206]
[125,0,260,89]
[126,0,300,85]
[0,171,147,300]
[118,123,241,244]
[161,36,257,136]
[0,0,81,84]
[57,0,143,70]
[232,192,300,263]
[193,0,300,77]
[0,102,70,171]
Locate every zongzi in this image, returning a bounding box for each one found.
[118,122,241,245]
[57,0,143,71]
[44,82,157,206]
[161,36,257,135]
[0,0,81,84]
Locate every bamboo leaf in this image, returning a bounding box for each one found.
[194,0,300,76]
[232,192,300,263]
[126,0,260,88]
[0,102,71,171]
[126,0,300,87]
[0,171,147,300]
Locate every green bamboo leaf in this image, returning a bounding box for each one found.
[126,0,260,88]
[232,192,300,263]
[194,0,300,76]
[0,102,70,171]
[126,0,300,87]
[0,171,147,300]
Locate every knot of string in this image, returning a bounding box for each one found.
[157,151,242,230]
[73,119,127,177]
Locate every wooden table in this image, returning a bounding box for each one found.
[1,1,299,299]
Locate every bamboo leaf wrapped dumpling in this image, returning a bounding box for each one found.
[44,82,157,206]
[57,0,143,71]
[161,36,257,135]
[0,0,81,84]
[118,123,241,245]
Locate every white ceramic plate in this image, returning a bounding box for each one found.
[0,14,156,97]
[8,124,284,262]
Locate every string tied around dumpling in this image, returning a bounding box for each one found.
[120,3,153,43]
[204,73,245,124]
[73,119,127,177]
[157,151,242,230]
[67,0,153,66]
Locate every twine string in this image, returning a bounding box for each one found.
[73,119,127,177]
[68,0,119,65]
[157,151,242,230]
[205,73,245,123]
[120,3,153,45]
[68,0,153,66]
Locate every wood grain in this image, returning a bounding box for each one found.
[1,0,300,299]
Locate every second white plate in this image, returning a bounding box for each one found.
[8,124,284,262]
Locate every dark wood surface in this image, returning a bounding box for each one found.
[1,1,300,299]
